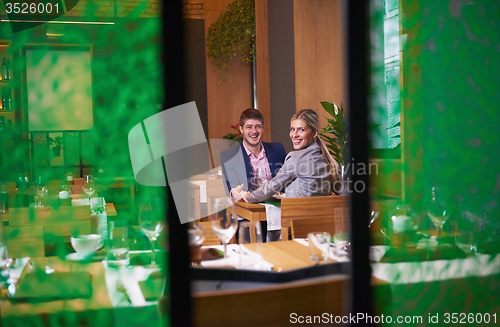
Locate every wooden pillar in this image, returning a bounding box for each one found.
[204,0,253,140]
[293,0,347,126]
[259,0,347,152]
[255,0,271,142]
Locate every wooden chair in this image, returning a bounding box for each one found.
[291,217,336,239]
[197,221,236,246]
[281,195,349,240]
[192,276,349,327]
[4,226,45,258]
[7,206,92,243]
[197,221,221,246]
[205,178,227,218]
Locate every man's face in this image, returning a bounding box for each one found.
[239,119,263,147]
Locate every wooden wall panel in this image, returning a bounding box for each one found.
[293,0,347,129]
[255,0,271,142]
[204,0,253,140]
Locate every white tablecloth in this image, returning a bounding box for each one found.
[103,250,162,307]
[371,253,500,284]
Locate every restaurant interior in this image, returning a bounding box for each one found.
[0,0,499,326]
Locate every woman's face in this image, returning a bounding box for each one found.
[290,118,317,150]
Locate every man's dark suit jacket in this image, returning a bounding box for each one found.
[220,142,287,196]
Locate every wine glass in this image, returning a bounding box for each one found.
[210,196,237,265]
[34,177,48,208]
[252,168,268,189]
[82,175,95,203]
[138,200,165,268]
[369,201,380,228]
[425,187,450,237]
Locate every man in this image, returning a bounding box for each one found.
[220,108,287,241]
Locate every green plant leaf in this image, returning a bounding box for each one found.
[206,0,256,78]
[320,101,338,117]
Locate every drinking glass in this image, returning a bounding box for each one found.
[0,242,9,282]
[138,200,165,268]
[107,221,130,268]
[188,222,205,265]
[35,186,47,208]
[210,196,237,264]
[91,197,105,214]
[238,221,264,269]
[425,187,450,237]
[82,175,95,203]
[308,232,330,261]
[369,201,380,228]
[251,168,269,189]
[455,210,479,255]
[0,183,7,214]
[334,207,350,256]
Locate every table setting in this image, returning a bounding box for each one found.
[189,196,351,285]
[0,196,168,325]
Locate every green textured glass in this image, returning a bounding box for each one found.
[0,4,167,327]
[370,1,500,325]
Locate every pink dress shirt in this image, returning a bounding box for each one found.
[242,143,273,183]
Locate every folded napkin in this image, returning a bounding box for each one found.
[200,245,274,270]
[12,271,92,303]
[263,203,281,231]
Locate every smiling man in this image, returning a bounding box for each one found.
[220,108,287,241]
[221,108,286,196]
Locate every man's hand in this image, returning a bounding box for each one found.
[230,184,245,201]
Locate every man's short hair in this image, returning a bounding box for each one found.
[239,108,264,127]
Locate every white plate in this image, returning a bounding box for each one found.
[66,252,104,262]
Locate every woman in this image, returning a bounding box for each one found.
[242,108,343,203]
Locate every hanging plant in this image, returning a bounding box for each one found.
[206,0,255,81]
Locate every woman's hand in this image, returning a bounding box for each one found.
[242,191,251,202]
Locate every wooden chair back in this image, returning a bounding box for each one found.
[197,221,236,246]
[291,217,336,239]
[192,276,349,327]
[6,206,92,242]
[197,221,221,246]
[4,226,45,258]
[205,178,227,218]
[281,195,349,240]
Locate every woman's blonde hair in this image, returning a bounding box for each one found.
[291,109,341,179]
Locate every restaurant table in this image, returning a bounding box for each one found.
[1,252,164,326]
[191,240,355,294]
[235,201,268,222]
[370,251,500,322]
[191,240,378,327]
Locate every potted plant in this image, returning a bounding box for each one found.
[50,136,63,157]
[319,101,348,168]
[206,0,255,82]
[222,123,243,143]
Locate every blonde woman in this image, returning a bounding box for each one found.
[240,109,343,204]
